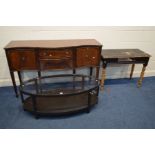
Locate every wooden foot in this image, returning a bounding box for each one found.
[130,64,135,79]
[137,65,146,87]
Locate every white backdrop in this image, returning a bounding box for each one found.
[0,26,155,86]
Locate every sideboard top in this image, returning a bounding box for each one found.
[5,39,102,49]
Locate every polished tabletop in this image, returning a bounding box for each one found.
[5,39,102,49]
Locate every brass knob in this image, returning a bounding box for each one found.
[92,56,95,59]
[22,57,25,61]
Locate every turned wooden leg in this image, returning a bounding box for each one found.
[73,69,76,74]
[130,64,135,79]
[10,71,18,97]
[137,65,146,87]
[96,67,100,79]
[100,64,106,91]
[90,67,93,76]
[38,71,41,78]
[17,71,23,85]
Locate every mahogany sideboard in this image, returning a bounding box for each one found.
[4,39,102,97]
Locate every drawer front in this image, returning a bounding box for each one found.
[39,49,73,59]
[76,47,100,67]
[7,49,37,70]
[39,58,73,70]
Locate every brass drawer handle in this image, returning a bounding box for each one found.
[43,52,53,57]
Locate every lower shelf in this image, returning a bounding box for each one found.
[23,91,98,116]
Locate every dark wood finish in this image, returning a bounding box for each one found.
[5,39,102,97]
[76,47,101,67]
[39,58,73,70]
[17,71,23,85]
[23,92,97,116]
[102,49,150,59]
[95,67,100,79]
[5,39,101,49]
[38,71,41,78]
[101,49,151,89]
[7,49,37,70]
[20,74,99,118]
[10,71,18,97]
[39,48,73,59]
[73,69,76,74]
[90,67,93,76]
[130,64,135,79]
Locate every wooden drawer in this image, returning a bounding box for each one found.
[39,49,72,59]
[39,58,73,70]
[7,49,37,70]
[76,47,100,67]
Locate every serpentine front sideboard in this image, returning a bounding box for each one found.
[4,39,102,97]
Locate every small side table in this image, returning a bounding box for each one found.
[100,49,151,90]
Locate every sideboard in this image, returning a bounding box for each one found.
[4,39,102,97]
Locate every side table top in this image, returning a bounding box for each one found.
[102,49,151,59]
